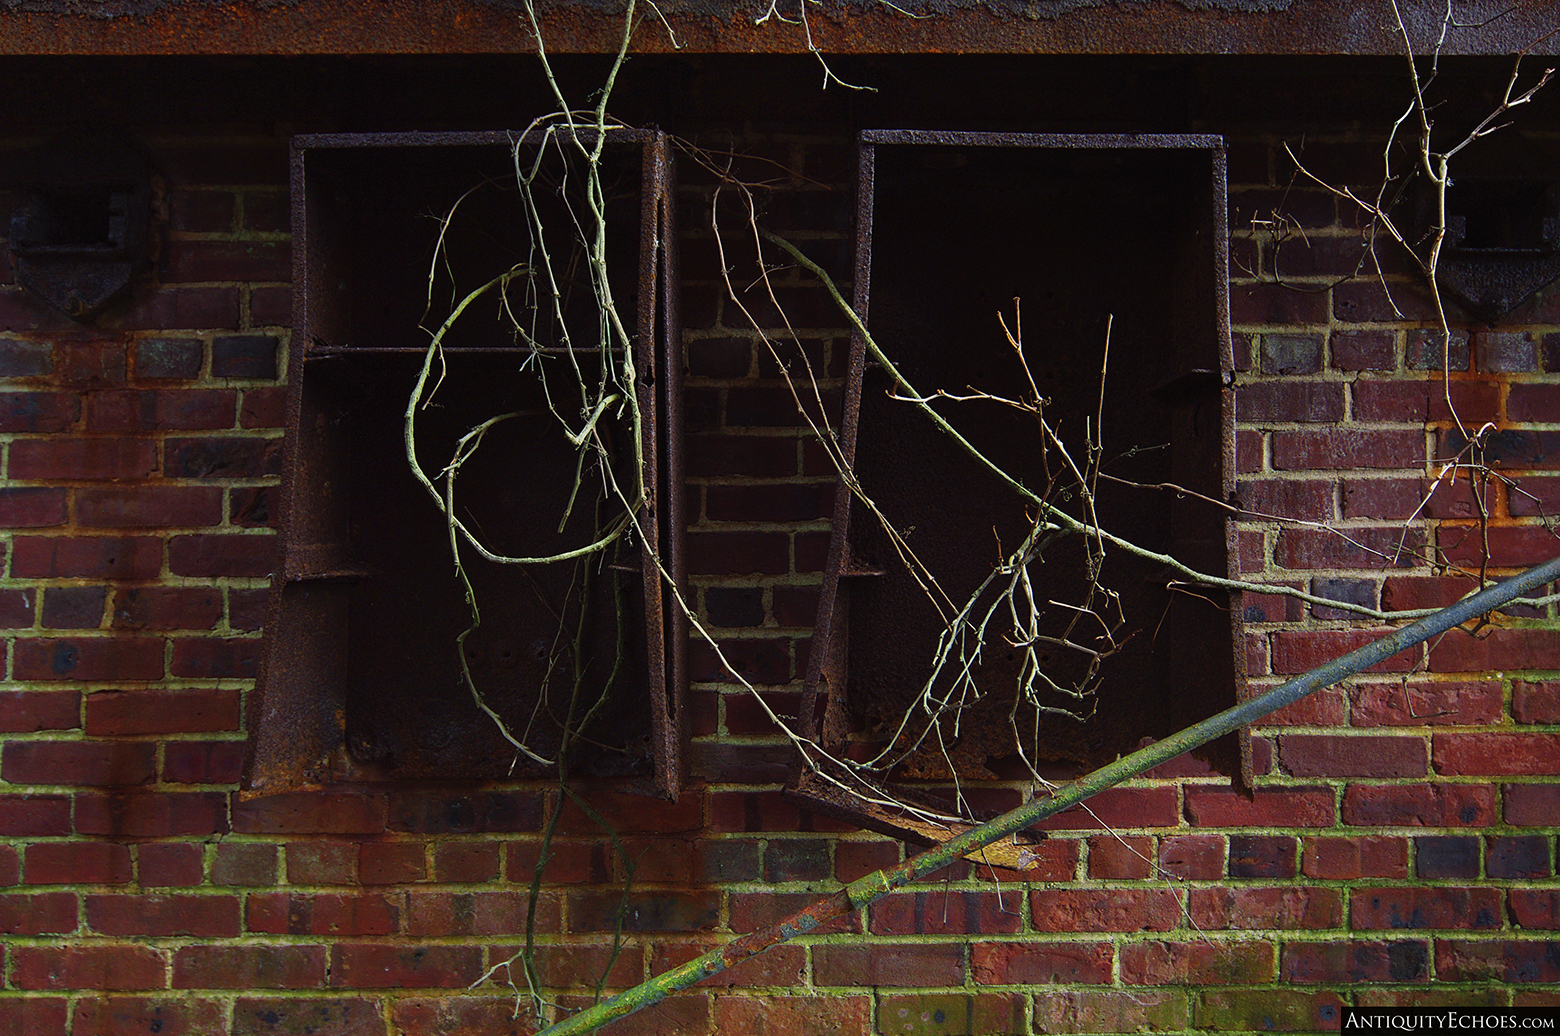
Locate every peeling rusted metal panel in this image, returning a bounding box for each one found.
[243,128,685,798]
[794,130,1241,820]
[0,1,1557,57]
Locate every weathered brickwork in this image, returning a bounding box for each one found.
[0,56,1556,1035]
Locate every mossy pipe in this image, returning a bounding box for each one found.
[537,553,1560,1036]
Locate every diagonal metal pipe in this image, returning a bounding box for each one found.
[537,553,1560,1036]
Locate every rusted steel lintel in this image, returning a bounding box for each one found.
[536,552,1560,1036]
[1,1,1559,56]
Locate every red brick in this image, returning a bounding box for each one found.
[650,941,805,990]
[328,944,482,989]
[569,889,718,933]
[1434,733,1560,776]
[1506,783,1560,826]
[9,438,155,480]
[814,943,964,987]
[161,741,245,783]
[0,691,79,733]
[1031,786,1180,831]
[110,587,223,631]
[1440,525,1560,570]
[1278,734,1425,778]
[12,946,166,990]
[0,998,67,1036]
[1235,381,1345,423]
[1271,428,1425,471]
[972,941,1112,985]
[3,741,155,786]
[1281,940,1429,983]
[690,637,792,685]
[74,792,229,837]
[76,486,222,529]
[555,787,703,837]
[71,997,229,1036]
[1330,329,1397,371]
[1236,429,1264,474]
[1381,576,1477,612]
[1510,476,1560,518]
[358,841,426,885]
[1036,990,1189,1034]
[1352,887,1503,931]
[1438,940,1560,983]
[729,891,859,937]
[1510,889,1560,929]
[0,391,80,431]
[209,843,277,886]
[233,791,387,835]
[84,688,239,735]
[228,587,269,630]
[1189,886,1343,930]
[387,788,543,835]
[247,893,402,937]
[168,533,275,577]
[1301,836,1409,879]
[1030,888,1183,933]
[85,893,239,937]
[1270,630,1418,675]
[686,435,797,478]
[869,890,1022,936]
[165,436,280,478]
[233,997,387,1036]
[1184,786,1336,827]
[1088,835,1154,879]
[0,587,33,628]
[1433,587,1560,639]
[1122,940,1276,985]
[0,795,72,836]
[0,487,67,527]
[102,287,240,333]
[13,637,164,682]
[10,536,162,580]
[86,389,236,432]
[686,531,790,576]
[25,842,132,885]
[172,945,325,990]
[1273,527,1425,571]
[136,843,203,887]
[1231,281,1331,325]
[0,892,77,934]
[1239,479,1333,521]
[166,239,290,283]
[406,891,537,936]
[285,842,357,885]
[433,841,500,883]
[1157,835,1226,880]
[506,839,610,887]
[527,944,643,990]
[56,341,128,385]
[1341,783,1495,827]
[170,637,260,678]
[0,846,15,886]
[240,386,287,428]
[1333,278,1444,322]
[1352,378,1498,423]
[1350,679,1502,727]
[387,998,529,1036]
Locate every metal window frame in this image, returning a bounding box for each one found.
[789,129,1243,840]
[242,129,686,800]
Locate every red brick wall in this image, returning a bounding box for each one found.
[0,58,1557,1035]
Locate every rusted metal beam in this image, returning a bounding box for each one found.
[0,1,1556,57]
[535,553,1560,1036]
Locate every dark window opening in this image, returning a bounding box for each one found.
[792,132,1242,836]
[245,131,685,798]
